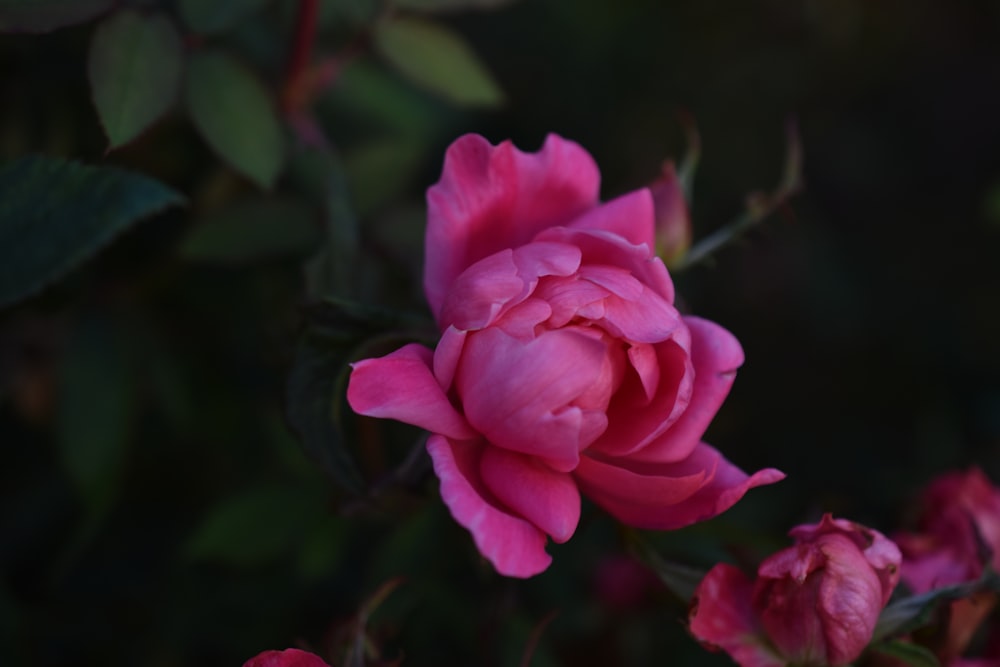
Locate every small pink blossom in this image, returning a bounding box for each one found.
[649,160,692,266]
[242,648,331,667]
[347,134,783,577]
[689,514,901,667]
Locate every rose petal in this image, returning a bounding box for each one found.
[427,435,552,577]
[627,315,744,463]
[457,327,612,470]
[439,242,582,331]
[433,326,467,391]
[689,564,784,667]
[576,443,784,530]
[567,188,656,249]
[425,134,600,320]
[348,343,476,440]
[479,446,581,543]
[535,226,675,304]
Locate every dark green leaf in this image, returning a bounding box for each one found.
[0,0,112,33]
[627,530,707,602]
[179,196,321,263]
[374,16,504,107]
[178,0,269,34]
[869,640,942,667]
[185,51,286,189]
[873,569,1000,642]
[88,9,184,149]
[0,155,184,309]
[185,485,322,568]
[56,316,134,514]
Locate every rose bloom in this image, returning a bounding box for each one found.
[243,648,330,667]
[689,515,901,667]
[347,134,783,577]
[894,468,1000,663]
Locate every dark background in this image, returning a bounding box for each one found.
[2,0,999,665]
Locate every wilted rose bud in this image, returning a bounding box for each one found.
[242,648,331,667]
[649,160,692,267]
[689,514,901,667]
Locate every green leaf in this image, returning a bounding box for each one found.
[88,9,184,149]
[185,485,322,568]
[392,0,519,11]
[178,0,269,34]
[56,315,134,514]
[179,196,321,263]
[185,51,286,189]
[285,299,434,495]
[374,16,503,107]
[869,640,942,667]
[0,155,185,309]
[626,529,707,602]
[873,569,1000,642]
[0,0,113,33]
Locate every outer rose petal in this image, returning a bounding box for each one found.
[425,134,600,321]
[628,315,745,463]
[479,446,581,543]
[427,435,552,578]
[689,564,785,667]
[243,648,331,667]
[575,443,784,530]
[347,343,476,440]
[567,188,656,250]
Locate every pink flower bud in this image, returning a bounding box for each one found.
[242,648,331,667]
[649,160,692,267]
[690,514,901,667]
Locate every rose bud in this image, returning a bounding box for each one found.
[348,134,783,578]
[650,160,693,268]
[242,648,331,667]
[690,514,901,667]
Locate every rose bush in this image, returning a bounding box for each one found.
[347,134,783,577]
[689,515,902,667]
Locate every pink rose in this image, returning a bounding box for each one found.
[347,134,783,577]
[896,467,1000,594]
[690,514,901,667]
[242,648,330,667]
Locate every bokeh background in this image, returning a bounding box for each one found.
[2,0,1000,665]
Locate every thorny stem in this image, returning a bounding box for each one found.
[675,118,803,272]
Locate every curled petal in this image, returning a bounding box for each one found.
[427,436,552,577]
[457,327,611,470]
[576,443,784,530]
[689,564,784,667]
[480,446,581,543]
[627,315,744,463]
[567,188,656,250]
[347,344,476,440]
[425,134,600,321]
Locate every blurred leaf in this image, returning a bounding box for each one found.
[0,155,184,309]
[179,196,321,263]
[185,51,286,189]
[286,328,367,496]
[873,569,1000,642]
[286,299,433,496]
[869,640,941,667]
[344,138,425,215]
[178,0,269,33]
[0,0,112,33]
[627,530,707,602]
[88,9,184,149]
[296,515,347,580]
[56,315,134,514]
[393,0,518,11]
[288,148,360,297]
[374,16,504,107]
[185,484,322,568]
